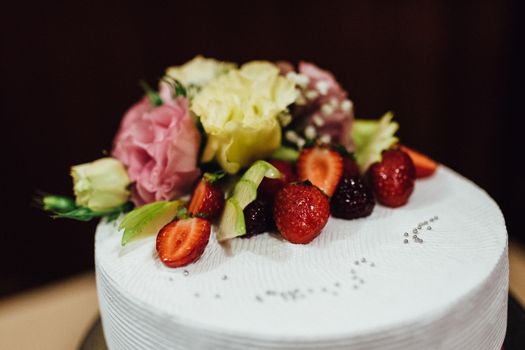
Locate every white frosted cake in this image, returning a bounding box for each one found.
[34,57,507,349]
[95,166,508,350]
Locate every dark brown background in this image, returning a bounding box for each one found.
[1,0,523,297]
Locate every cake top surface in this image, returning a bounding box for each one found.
[96,166,507,341]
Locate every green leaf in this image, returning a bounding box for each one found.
[203,171,226,183]
[352,111,399,173]
[176,206,190,220]
[50,202,132,222]
[161,76,187,97]
[52,207,98,221]
[37,193,132,222]
[174,80,187,97]
[333,144,355,160]
[119,201,182,246]
[270,146,300,162]
[139,80,163,106]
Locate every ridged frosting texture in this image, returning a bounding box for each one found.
[95,167,508,349]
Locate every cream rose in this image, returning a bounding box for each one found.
[71,158,130,211]
[165,56,235,97]
[191,61,297,174]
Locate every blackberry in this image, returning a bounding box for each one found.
[330,176,375,219]
[243,200,270,236]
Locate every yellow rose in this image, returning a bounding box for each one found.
[192,61,297,173]
[165,56,235,94]
[71,158,130,211]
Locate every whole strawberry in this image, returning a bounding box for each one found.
[273,182,330,244]
[368,149,416,207]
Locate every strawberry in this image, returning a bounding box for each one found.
[188,177,225,220]
[368,149,416,207]
[156,217,211,268]
[273,182,330,244]
[257,160,297,202]
[400,145,438,178]
[297,146,343,197]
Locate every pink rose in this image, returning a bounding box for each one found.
[298,62,354,151]
[112,94,201,206]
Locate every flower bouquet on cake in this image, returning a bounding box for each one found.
[39,56,438,268]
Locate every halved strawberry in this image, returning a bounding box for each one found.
[188,177,225,220]
[156,217,211,268]
[297,146,343,197]
[400,145,438,178]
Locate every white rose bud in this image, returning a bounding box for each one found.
[71,158,130,211]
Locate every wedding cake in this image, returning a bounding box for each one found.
[38,56,508,349]
[95,166,508,349]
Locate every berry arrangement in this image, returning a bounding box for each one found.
[38,56,439,269]
[155,142,436,267]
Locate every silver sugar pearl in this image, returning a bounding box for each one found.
[404,239,409,244]
[222,275,228,280]
[404,232,409,237]
[413,229,418,234]
[427,226,432,230]
[361,257,367,263]
[183,270,189,276]
[370,262,376,267]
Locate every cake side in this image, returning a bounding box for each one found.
[95,167,508,349]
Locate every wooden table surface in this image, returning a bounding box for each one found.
[1,241,524,350]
